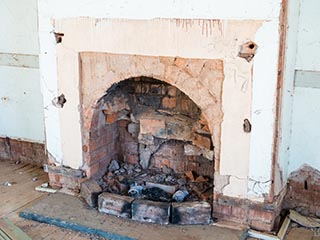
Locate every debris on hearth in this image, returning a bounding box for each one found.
[97,159,213,203]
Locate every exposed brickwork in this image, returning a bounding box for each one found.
[48,172,85,190]
[212,193,284,232]
[98,192,134,218]
[80,53,224,185]
[151,141,213,176]
[283,165,320,218]
[81,179,102,208]
[80,77,215,181]
[172,201,212,224]
[132,199,170,224]
[0,137,46,166]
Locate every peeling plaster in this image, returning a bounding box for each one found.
[248,178,272,201]
[223,176,248,198]
[214,173,230,194]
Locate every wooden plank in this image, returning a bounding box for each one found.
[0,165,48,218]
[0,160,93,239]
[247,229,279,240]
[0,218,31,240]
[277,216,290,240]
[289,210,320,228]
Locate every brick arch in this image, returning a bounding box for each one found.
[80,52,224,177]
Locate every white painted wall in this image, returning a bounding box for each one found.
[0,0,44,142]
[38,0,282,199]
[0,0,39,55]
[288,0,320,173]
[295,0,320,72]
[290,87,320,172]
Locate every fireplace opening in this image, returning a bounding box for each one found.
[85,76,215,224]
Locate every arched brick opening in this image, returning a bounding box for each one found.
[84,77,214,183]
[80,53,224,181]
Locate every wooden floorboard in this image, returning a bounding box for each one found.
[0,159,106,240]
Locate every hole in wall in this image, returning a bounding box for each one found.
[52,94,67,108]
[54,32,64,44]
[249,44,255,49]
[238,41,258,62]
[243,119,252,133]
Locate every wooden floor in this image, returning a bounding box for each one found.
[0,159,105,240]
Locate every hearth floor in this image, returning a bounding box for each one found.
[20,192,244,240]
[1,158,316,240]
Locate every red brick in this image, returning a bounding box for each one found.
[124,142,138,154]
[106,112,119,124]
[213,204,232,216]
[288,179,304,189]
[167,86,177,97]
[150,84,162,95]
[58,175,82,190]
[48,173,62,188]
[186,161,198,172]
[231,206,248,222]
[89,147,108,164]
[87,162,100,178]
[309,182,320,192]
[81,179,102,208]
[162,97,176,109]
[180,99,190,112]
[172,202,212,224]
[140,118,165,136]
[175,161,186,173]
[193,133,212,150]
[250,219,275,232]
[248,209,275,223]
[98,192,134,218]
[89,131,115,152]
[99,158,112,174]
[90,113,99,129]
[124,154,139,164]
[118,120,129,127]
[132,199,170,225]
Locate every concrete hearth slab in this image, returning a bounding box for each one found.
[19,193,245,240]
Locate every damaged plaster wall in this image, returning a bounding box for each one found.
[0,0,44,143]
[38,0,282,199]
[288,0,320,174]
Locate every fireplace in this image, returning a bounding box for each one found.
[40,14,283,231]
[78,52,223,224]
[89,76,214,174]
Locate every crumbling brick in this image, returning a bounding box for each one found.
[172,202,212,224]
[132,199,170,224]
[81,179,102,208]
[98,192,134,218]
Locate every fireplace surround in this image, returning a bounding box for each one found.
[75,53,224,224]
[39,12,284,231]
